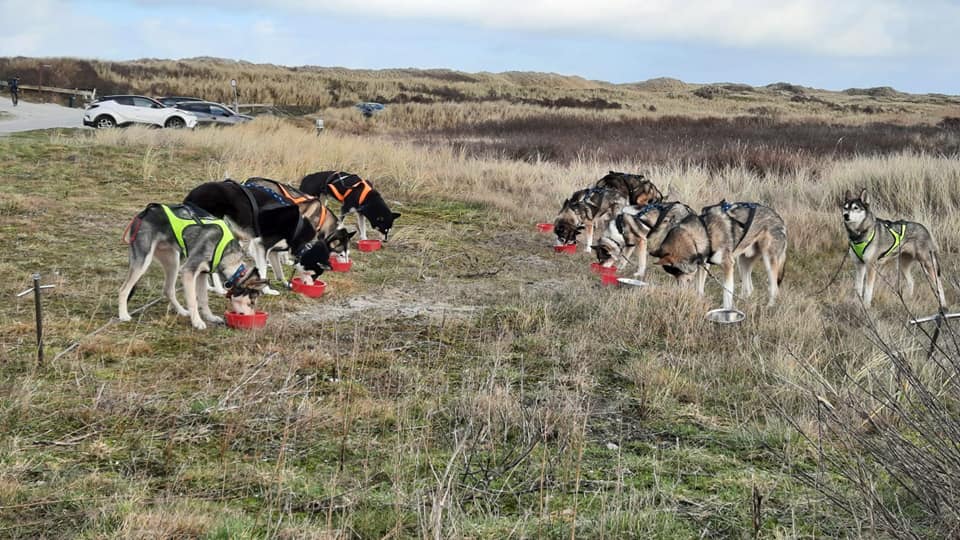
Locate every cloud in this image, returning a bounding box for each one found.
[187,0,932,57]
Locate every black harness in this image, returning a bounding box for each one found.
[720,201,758,252]
[225,179,263,237]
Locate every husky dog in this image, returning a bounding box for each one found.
[244,178,356,277]
[184,180,331,293]
[299,171,401,241]
[651,201,787,310]
[595,171,664,206]
[118,203,266,330]
[553,188,629,253]
[841,189,945,307]
[593,201,697,278]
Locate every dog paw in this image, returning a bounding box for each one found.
[206,315,224,325]
[176,307,191,316]
[191,319,207,330]
[211,288,228,296]
[118,314,132,322]
[263,286,281,296]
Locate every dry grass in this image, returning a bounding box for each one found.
[2,100,960,537]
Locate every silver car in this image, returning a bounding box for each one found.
[174,101,252,126]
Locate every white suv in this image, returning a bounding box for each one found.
[83,95,198,129]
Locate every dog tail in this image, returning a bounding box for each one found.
[121,216,140,244]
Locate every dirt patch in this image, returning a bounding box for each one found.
[304,288,479,322]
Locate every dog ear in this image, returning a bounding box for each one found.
[859,188,869,205]
[392,212,401,220]
[347,230,357,239]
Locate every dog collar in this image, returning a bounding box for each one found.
[224,264,247,289]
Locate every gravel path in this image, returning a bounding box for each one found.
[0,95,85,135]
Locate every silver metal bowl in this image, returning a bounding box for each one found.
[705,308,746,324]
[616,278,648,287]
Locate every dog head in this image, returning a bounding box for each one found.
[326,226,356,256]
[841,189,869,227]
[554,200,584,245]
[650,226,703,282]
[226,268,267,314]
[633,181,664,206]
[592,238,619,266]
[357,193,400,241]
[297,241,333,277]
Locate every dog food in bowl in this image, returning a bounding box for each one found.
[590,262,617,275]
[225,310,268,329]
[329,255,352,272]
[536,223,555,233]
[291,278,326,298]
[554,244,577,254]
[358,239,382,252]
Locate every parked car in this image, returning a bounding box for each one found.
[156,96,204,107]
[83,95,198,129]
[174,101,253,126]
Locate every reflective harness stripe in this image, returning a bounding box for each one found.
[849,223,905,262]
[160,204,235,269]
[328,176,373,204]
[277,183,317,206]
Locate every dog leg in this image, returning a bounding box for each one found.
[118,242,156,322]
[197,272,223,325]
[900,259,915,298]
[156,248,190,316]
[921,255,946,307]
[761,253,777,306]
[584,221,593,253]
[722,257,736,310]
[181,269,206,330]
[357,213,368,241]
[696,266,707,297]
[738,255,756,298]
[854,261,866,301]
[269,250,288,286]
[864,265,878,307]
[251,238,280,296]
[632,238,647,278]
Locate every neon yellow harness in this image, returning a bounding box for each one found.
[850,223,905,262]
[160,204,235,269]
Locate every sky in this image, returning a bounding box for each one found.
[1,0,958,94]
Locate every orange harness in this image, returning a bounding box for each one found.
[276,183,316,206]
[328,176,373,205]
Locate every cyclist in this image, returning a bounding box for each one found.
[8,76,20,106]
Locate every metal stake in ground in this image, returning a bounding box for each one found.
[16,273,55,365]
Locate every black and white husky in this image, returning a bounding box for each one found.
[118,203,266,330]
[299,171,401,241]
[184,180,331,294]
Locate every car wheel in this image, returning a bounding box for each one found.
[94,115,116,129]
[165,116,186,129]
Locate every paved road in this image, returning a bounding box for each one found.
[0,95,86,135]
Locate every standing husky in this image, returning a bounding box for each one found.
[841,189,946,307]
[593,201,697,278]
[651,201,787,310]
[299,171,401,241]
[118,203,266,330]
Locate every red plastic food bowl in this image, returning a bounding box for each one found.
[329,255,352,272]
[536,223,555,233]
[600,273,620,286]
[291,278,326,298]
[554,244,577,254]
[225,310,268,329]
[358,239,382,252]
[590,263,617,275]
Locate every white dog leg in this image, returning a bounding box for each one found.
[854,262,866,300]
[197,272,223,324]
[357,213,368,241]
[251,238,280,296]
[864,265,878,307]
[117,244,156,322]
[182,269,206,330]
[156,248,189,316]
[722,260,736,310]
[761,253,777,306]
[584,221,593,253]
[209,273,227,295]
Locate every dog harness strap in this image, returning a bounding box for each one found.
[328,182,349,202]
[881,223,906,259]
[849,228,876,262]
[731,205,757,251]
[357,180,373,205]
[317,205,328,229]
[229,180,263,237]
[160,205,236,269]
[277,183,315,205]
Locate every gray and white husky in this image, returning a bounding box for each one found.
[841,189,946,307]
[118,203,266,330]
[593,201,697,279]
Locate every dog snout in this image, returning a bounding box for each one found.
[843,213,850,221]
